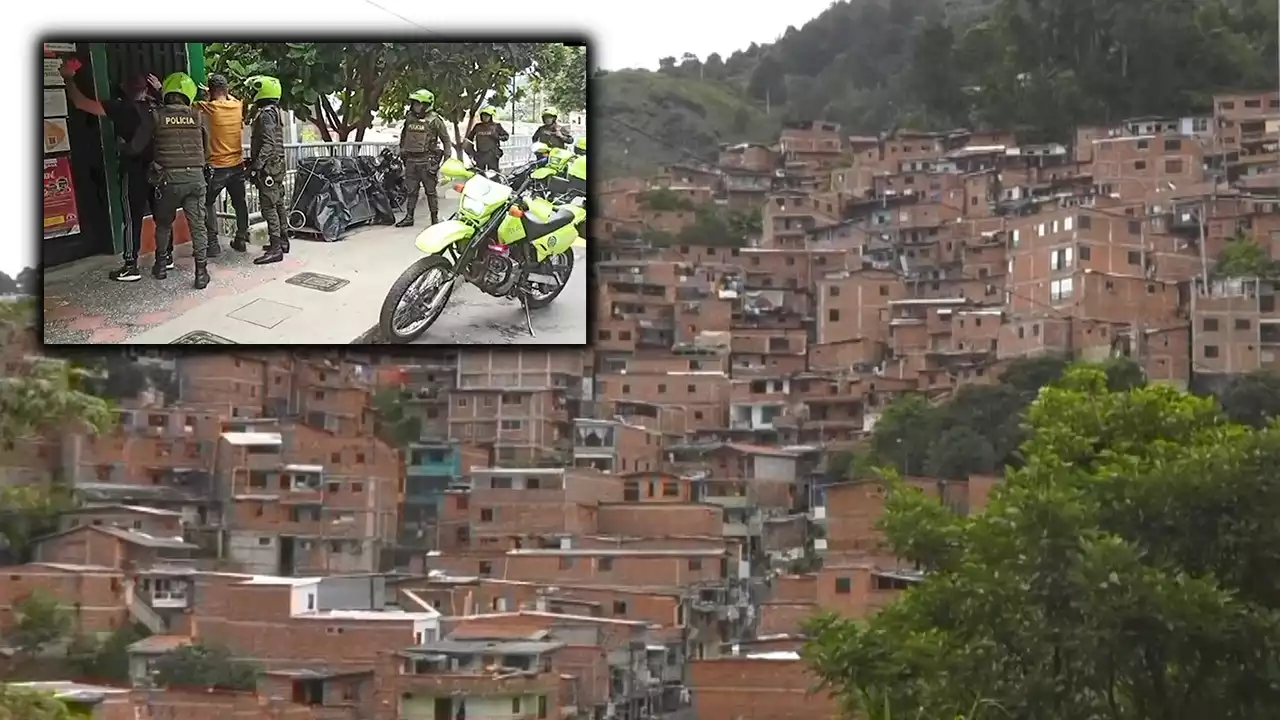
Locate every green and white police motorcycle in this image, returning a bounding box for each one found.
[377,157,586,343]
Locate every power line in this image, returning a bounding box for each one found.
[359,0,437,32]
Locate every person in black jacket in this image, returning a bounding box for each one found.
[61,61,163,282]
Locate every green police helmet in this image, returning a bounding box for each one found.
[409,89,435,106]
[574,136,586,153]
[479,106,499,118]
[249,75,283,102]
[160,72,197,104]
[541,107,559,119]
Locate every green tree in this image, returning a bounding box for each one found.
[637,189,695,211]
[379,43,539,157]
[996,353,1071,396]
[0,485,73,561]
[805,365,1280,719]
[534,44,587,112]
[925,425,996,480]
[151,643,259,691]
[69,624,149,683]
[1219,370,1280,428]
[0,686,72,720]
[868,394,936,476]
[207,42,425,142]
[372,388,423,448]
[10,591,73,656]
[1216,234,1279,278]
[0,342,113,557]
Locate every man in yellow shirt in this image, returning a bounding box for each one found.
[196,74,250,255]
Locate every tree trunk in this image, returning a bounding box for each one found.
[311,101,333,142]
[319,97,350,143]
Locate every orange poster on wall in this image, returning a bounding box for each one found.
[44,155,81,239]
[44,118,71,154]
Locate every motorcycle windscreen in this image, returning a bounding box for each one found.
[288,155,396,242]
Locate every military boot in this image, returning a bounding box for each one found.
[193,261,210,289]
[254,240,285,265]
[427,195,440,226]
[395,211,415,228]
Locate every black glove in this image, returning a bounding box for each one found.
[247,167,260,183]
[203,165,215,182]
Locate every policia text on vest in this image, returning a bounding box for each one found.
[396,88,453,228]
[126,72,215,290]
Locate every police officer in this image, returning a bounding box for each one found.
[246,76,289,265]
[123,72,213,289]
[465,106,509,172]
[396,89,452,228]
[531,107,573,149]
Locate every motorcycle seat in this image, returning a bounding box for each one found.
[520,207,577,237]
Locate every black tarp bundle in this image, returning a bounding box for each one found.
[287,155,396,242]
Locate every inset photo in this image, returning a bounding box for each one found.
[39,39,588,346]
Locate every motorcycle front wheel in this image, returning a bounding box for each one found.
[378,255,457,343]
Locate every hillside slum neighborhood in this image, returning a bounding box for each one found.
[6,88,1280,719]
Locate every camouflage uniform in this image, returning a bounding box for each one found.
[532,122,573,149]
[467,119,509,172]
[398,110,452,225]
[249,103,288,260]
[149,103,211,284]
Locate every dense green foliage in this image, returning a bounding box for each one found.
[596,68,778,178]
[597,0,1280,176]
[806,365,1280,719]
[8,591,73,656]
[151,643,259,691]
[1216,234,1280,278]
[372,388,424,448]
[0,308,113,559]
[207,42,565,145]
[535,44,587,113]
[0,686,73,720]
[68,624,150,684]
[856,355,1144,479]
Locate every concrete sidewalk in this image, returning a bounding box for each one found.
[44,189,589,346]
[44,193,461,345]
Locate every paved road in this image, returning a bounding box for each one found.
[407,247,587,345]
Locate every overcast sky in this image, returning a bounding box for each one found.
[591,0,837,70]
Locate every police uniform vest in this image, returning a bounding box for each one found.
[152,104,205,169]
[402,112,441,154]
[255,105,286,168]
[472,123,500,153]
[536,124,568,149]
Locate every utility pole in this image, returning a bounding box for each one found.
[1199,189,1211,290]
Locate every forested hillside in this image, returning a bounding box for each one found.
[597,0,1280,177]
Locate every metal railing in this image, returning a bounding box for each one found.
[212,135,549,231]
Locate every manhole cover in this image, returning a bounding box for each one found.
[285,272,350,293]
[171,331,236,344]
